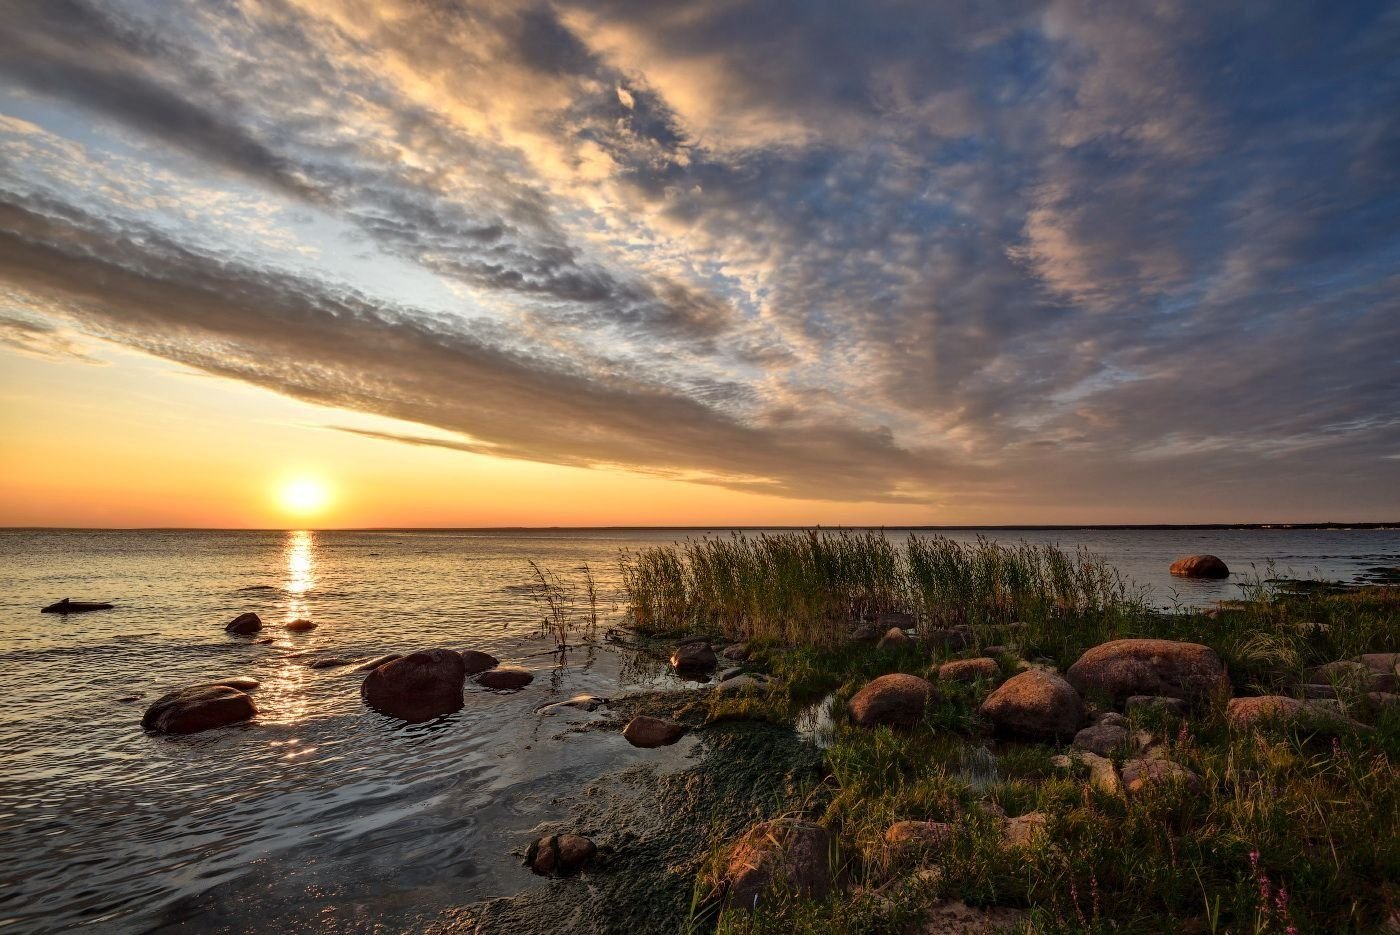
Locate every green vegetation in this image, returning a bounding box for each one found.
[616,533,1399,934]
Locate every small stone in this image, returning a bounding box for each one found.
[1120,757,1203,795]
[722,820,834,910]
[307,657,355,669]
[884,820,954,851]
[1366,692,1400,713]
[1225,696,1366,733]
[671,640,717,674]
[202,676,260,691]
[719,667,744,682]
[284,618,316,632]
[1073,750,1123,796]
[1096,711,1129,728]
[981,645,1011,658]
[526,834,596,877]
[476,665,534,690]
[925,626,973,651]
[143,685,257,734]
[1073,723,1128,757]
[623,715,684,747]
[721,643,750,661]
[876,627,910,650]
[938,658,1000,682]
[714,674,771,695]
[1125,695,1190,717]
[1308,660,1396,693]
[1004,812,1047,848]
[459,650,500,675]
[537,694,608,715]
[225,612,262,635]
[1355,653,1399,676]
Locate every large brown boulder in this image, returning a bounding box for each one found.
[623,715,684,747]
[723,819,836,910]
[1067,639,1229,705]
[848,673,935,729]
[361,649,466,722]
[225,612,262,635]
[526,834,596,877]
[1169,555,1230,578]
[979,669,1083,739]
[143,685,256,734]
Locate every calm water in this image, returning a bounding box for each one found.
[1,527,1396,933]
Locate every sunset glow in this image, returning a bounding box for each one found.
[277,479,331,518]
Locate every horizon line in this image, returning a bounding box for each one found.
[3,521,1398,533]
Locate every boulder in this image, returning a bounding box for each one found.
[526,834,596,877]
[142,685,256,734]
[1366,692,1400,714]
[459,650,499,675]
[848,673,935,729]
[1095,711,1129,728]
[1124,694,1190,717]
[476,665,534,690]
[354,653,402,672]
[1073,723,1128,757]
[1355,652,1400,676]
[850,621,883,641]
[876,627,910,650]
[537,695,608,715]
[225,612,262,635]
[1067,639,1229,705]
[884,820,954,852]
[1169,555,1230,578]
[1308,660,1396,693]
[623,715,685,747]
[875,610,915,629]
[723,819,835,910]
[1004,812,1048,848]
[1071,750,1123,796]
[722,643,751,661]
[361,649,466,722]
[1225,696,1366,733]
[719,667,744,682]
[307,657,356,670]
[978,669,1083,739]
[1120,757,1203,796]
[202,676,260,692]
[981,645,1012,659]
[671,640,718,675]
[925,626,974,651]
[284,618,316,632]
[939,658,1000,683]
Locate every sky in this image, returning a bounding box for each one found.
[0,0,1397,528]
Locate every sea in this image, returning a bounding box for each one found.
[1,527,1397,933]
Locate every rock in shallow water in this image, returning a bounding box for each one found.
[537,694,607,715]
[476,665,534,690]
[307,657,356,670]
[848,673,935,729]
[284,618,316,632]
[143,685,257,734]
[622,715,684,747]
[1169,554,1230,578]
[459,650,499,675]
[361,649,466,722]
[526,834,596,877]
[354,653,402,672]
[202,676,260,691]
[225,612,262,635]
[670,640,717,675]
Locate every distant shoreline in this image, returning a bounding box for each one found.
[4,522,1398,532]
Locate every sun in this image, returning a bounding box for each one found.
[277,477,332,516]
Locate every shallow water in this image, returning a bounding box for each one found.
[0,527,1396,932]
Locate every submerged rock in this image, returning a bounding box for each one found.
[1169,555,1230,578]
[848,673,935,729]
[307,657,356,670]
[526,834,596,877]
[979,669,1083,739]
[354,653,402,672]
[537,694,608,715]
[476,666,534,690]
[623,715,684,747]
[1067,639,1229,705]
[670,640,718,675]
[459,650,499,675]
[41,598,114,614]
[722,819,835,910]
[202,676,260,692]
[143,685,256,734]
[938,658,1000,683]
[361,649,466,722]
[225,612,262,635]
[284,618,316,632]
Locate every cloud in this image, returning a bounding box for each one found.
[0,0,1397,517]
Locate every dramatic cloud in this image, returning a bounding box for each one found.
[1,0,1397,515]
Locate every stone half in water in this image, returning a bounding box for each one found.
[360,649,467,722]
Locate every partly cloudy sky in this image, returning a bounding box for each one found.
[1,0,1397,524]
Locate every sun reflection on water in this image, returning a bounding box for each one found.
[285,529,315,619]
[258,530,318,725]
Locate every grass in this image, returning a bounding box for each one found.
[611,533,1399,934]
